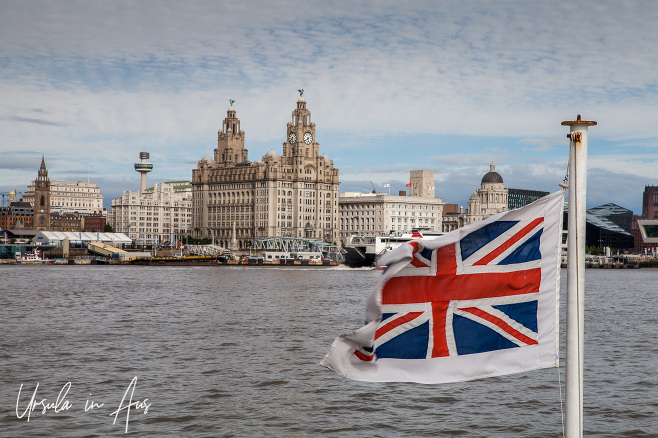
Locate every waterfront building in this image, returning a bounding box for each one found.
[408,170,436,198]
[108,181,193,245]
[31,156,51,230]
[508,188,550,210]
[24,180,104,215]
[642,185,658,219]
[632,185,658,252]
[632,218,658,253]
[191,94,340,247]
[441,164,547,232]
[0,201,34,230]
[587,203,633,233]
[338,171,443,245]
[563,203,634,251]
[442,203,465,232]
[465,162,508,225]
[32,231,132,248]
[81,213,106,232]
[23,157,104,216]
[2,190,18,206]
[50,212,82,232]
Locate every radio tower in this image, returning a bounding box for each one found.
[134,152,153,194]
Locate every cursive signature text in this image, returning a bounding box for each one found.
[110,376,151,433]
[15,377,151,433]
[16,382,73,422]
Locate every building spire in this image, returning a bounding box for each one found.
[38,155,49,182]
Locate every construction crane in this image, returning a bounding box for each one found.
[370,181,377,193]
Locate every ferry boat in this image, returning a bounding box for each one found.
[343,229,444,267]
[258,251,339,266]
[15,249,50,264]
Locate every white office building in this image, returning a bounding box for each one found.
[23,180,104,215]
[108,181,193,245]
[338,171,444,245]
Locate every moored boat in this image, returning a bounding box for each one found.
[15,249,50,264]
[343,229,444,267]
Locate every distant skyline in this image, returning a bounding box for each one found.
[1,1,657,214]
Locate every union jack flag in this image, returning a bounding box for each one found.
[322,191,564,384]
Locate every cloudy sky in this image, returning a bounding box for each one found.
[1,0,657,213]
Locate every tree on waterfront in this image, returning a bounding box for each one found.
[587,246,604,255]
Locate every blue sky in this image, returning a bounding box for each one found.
[1,0,657,213]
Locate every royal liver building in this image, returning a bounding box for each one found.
[192,93,340,247]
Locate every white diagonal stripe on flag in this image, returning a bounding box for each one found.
[485,224,544,266]
[463,219,541,266]
[453,305,538,346]
[374,308,429,348]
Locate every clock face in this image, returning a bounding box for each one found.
[303,132,313,144]
[289,132,297,144]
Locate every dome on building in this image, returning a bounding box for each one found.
[320,153,332,162]
[481,161,503,185]
[264,149,279,159]
[253,159,262,165]
[202,155,213,163]
[469,192,479,201]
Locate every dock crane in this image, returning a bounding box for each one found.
[370,181,377,193]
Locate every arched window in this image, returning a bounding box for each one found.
[40,195,45,207]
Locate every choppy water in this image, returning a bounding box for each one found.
[1,265,656,437]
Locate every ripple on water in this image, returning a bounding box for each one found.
[1,266,657,436]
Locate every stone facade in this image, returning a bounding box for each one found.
[409,170,436,199]
[24,179,103,215]
[465,162,508,225]
[191,96,340,247]
[32,157,51,230]
[109,181,193,244]
[50,212,81,232]
[0,201,34,230]
[339,171,443,244]
[442,204,465,232]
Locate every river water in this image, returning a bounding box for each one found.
[0,265,656,437]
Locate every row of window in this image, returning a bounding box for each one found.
[342,203,439,210]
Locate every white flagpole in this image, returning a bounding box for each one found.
[562,115,596,438]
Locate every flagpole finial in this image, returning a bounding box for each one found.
[561,115,596,126]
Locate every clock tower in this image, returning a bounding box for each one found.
[192,91,340,245]
[34,156,51,230]
[283,90,318,162]
[215,100,248,166]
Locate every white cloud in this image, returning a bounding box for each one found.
[1,0,657,214]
